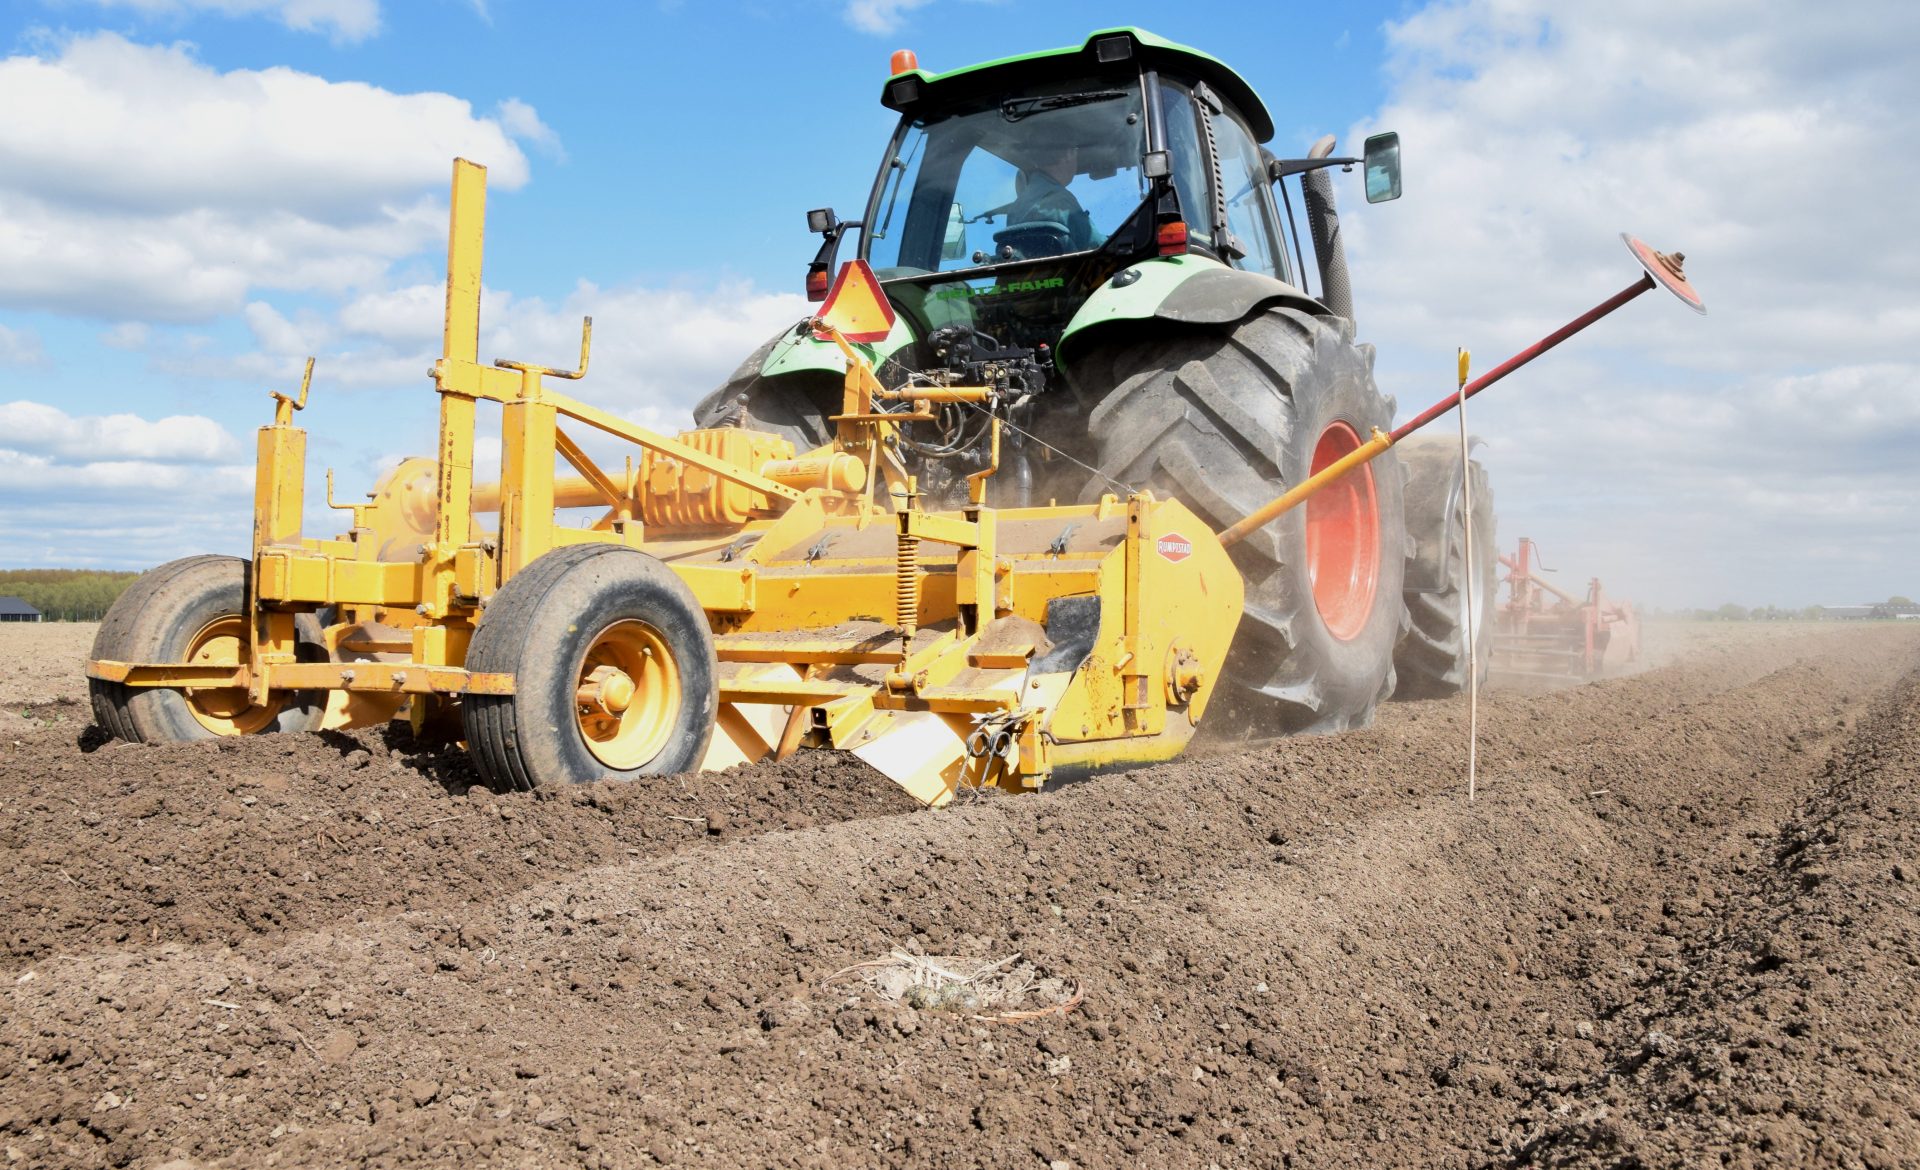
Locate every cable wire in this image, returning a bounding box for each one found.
[947,394,1138,499]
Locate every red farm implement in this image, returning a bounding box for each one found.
[1490,537,1640,683]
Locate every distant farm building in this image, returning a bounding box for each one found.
[1820,603,1919,620]
[0,596,43,623]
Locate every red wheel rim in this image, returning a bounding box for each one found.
[1305,421,1381,641]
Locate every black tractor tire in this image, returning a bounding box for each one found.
[89,555,325,743]
[1067,308,1407,735]
[1393,435,1496,699]
[462,544,717,791]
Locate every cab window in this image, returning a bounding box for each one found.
[863,78,1148,275]
[1154,81,1215,253]
[1207,107,1287,280]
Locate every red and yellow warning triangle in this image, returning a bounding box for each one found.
[812,259,896,344]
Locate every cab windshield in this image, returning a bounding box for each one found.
[862,77,1149,278]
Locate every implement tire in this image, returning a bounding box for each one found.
[88,555,324,743]
[1393,435,1496,699]
[462,545,717,791]
[1066,308,1407,735]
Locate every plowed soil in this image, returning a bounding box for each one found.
[4,620,1919,1169]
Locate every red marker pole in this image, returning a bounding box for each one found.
[1218,235,1705,549]
[1391,273,1652,442]
[1391,233,1705,442]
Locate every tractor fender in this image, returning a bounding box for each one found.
[1398,432,1487,594]
[754,311,917,381]
[1056,254,1326,385]
[692,310,920,446]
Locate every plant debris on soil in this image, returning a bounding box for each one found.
[3,620,1919,1169]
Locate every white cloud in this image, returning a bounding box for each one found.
[0,448,251,492]
[100,322,151,350]
[0,192,445,320]
[477,282,811,422]
[65,0,382,43]
[0,400,244,462]
[335,281,445,344]
[496,98,565,161]
[0,402,256,566]
[0,33,542,320]
[844,0,935,35]
[242,300,328,356]
[318,278,809,416]
[0,459,255,568]
[0,34,529,216]
[1343,0,1920,606]
[0,324,47,366]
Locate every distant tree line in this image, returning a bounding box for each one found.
[1646,596,1916,622]
[0,569,141,621]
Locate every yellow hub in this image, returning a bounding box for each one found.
[181,616,284,736]
[576,620,680,770]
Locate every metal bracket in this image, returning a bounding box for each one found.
[495,316,594,381]
[269,357,315,425]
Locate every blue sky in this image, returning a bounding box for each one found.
[1,1,1399,293]
[1,0,1916,608]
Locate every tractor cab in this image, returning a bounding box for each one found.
[838,28,1297,355]
[703,27,1401,510]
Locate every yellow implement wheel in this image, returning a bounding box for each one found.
[180,615,286,736]
[575,620,682,770]
[88,555,324,743]
[463,544,717,791]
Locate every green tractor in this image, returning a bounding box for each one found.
[695,27,1493,733]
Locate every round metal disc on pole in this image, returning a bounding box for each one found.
[1622,233,1706,314]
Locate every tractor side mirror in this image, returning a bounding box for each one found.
[1362,133,1402,203]
[807,207,839,235]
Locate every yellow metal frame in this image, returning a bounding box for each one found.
[88,156,1408,806]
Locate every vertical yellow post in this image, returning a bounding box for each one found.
[254,355,314,556]
[250,421,304,700]
[429,158,486,616]
[249,358,312,703]
[497,370,557,576]
[253,427,306,551]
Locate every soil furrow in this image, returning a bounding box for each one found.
[3,622,1915,1169]
[1503,663,1920,1168]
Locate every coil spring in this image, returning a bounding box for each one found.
[895,532,920,639]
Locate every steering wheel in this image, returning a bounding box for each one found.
[992,221,1072,261]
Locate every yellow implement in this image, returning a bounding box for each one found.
[87,159,1248,806]
[85,158,1695,806]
